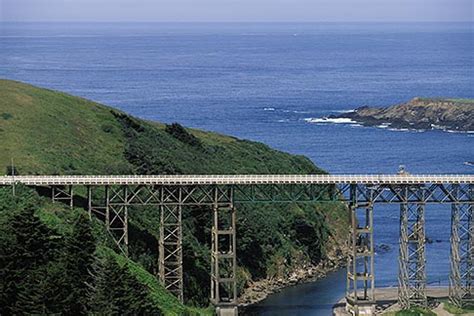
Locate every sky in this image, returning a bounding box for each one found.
[1,0,473,22]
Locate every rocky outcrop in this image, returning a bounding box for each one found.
[239,235,349,307]
[336,97,474,132]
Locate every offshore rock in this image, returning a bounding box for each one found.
[335,97,474,132]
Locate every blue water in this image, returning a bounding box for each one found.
[1,22,473,315]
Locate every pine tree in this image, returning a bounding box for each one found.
[0,204,58,314]
[89,254,160,315]
[88,255,118,315]
[13,265,52,315]
[118,264,157,315]
[60,212,96,315]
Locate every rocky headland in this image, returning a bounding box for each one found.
[334,97,474,132]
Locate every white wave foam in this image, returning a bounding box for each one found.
[263,107,275,111]
[388,128,409,132]
[387,128,425,133]
[281,109,310,114]
[333,109,356,113]
[304,117,356,124]
[446,129,474,134]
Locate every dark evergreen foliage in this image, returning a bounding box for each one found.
[110,112,333,305]
[0,80,343,312]
[113,111,182,174]
[111,111,145,135]
[0,192,60,314]
[59,213,97,314]
[5,165,19,176]
[89,255,159,315]
[165,123,203,148]
[0,187,161,315]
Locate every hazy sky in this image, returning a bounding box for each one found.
[1,0,473,22]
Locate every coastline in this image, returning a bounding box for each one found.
[239,240,349,308]
[304,116,474,134]
[325,97,474,133]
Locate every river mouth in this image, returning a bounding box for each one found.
[1,22,472,315]
[242,269,346,315]
[243,202,454,315]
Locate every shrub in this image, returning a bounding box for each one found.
[1,112,13,120]
[101,123,115,133]
[165,123,202,148]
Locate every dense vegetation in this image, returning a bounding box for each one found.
[0,80,348,312]
[0,186,204,315]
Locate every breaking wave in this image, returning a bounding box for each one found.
[304,117,357,124]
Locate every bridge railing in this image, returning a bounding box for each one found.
[0,174,473,185]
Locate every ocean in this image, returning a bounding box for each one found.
[1,22,473,315]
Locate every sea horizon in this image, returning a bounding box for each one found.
[1,20,473,315]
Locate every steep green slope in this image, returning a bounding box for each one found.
[0,186,208,315]
[0,79,320,175]
[0,79,347,309]
[0,80,129,174]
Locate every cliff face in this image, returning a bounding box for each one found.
[340,98,474,132]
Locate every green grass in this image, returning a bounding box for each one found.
[382,307,437,316]
[0,79,129,175]
[415,97,474,104]
[383,302,474,316]
[0,79,321,176]
[443,301,474,315]
[0,79,348,309]
[104,247,213,316]
[24,190,211,315]
[447,98,474,104]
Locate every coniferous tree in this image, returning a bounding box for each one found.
[0,204,58,314]
[60,213,96,315]
[1,187,161,315]
[89,255,159,315]
[14,271,47,314]
[88,255,118,314]
[118,265,157,315]
[11,252,77,315]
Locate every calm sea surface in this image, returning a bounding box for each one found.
[1,22,473,315]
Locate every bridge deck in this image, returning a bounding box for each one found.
[0,174,472,186]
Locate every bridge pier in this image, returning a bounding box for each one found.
[159,187,184,303]
[106,186,129,256]
[398,186,427,309]
[5,174,471,315]
[211,191,237,315]
[346,184,375,315]
[51,185,74,209]
[449,184,473,307]
[87,185,109,220]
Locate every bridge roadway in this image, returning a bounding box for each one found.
[1,173,473,185]
[1,173,472,315]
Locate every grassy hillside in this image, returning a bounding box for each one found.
[0,79,348,311]
[0,185,209,315]
[0,79,319,175]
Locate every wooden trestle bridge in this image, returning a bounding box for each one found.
[0,174,472,315]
